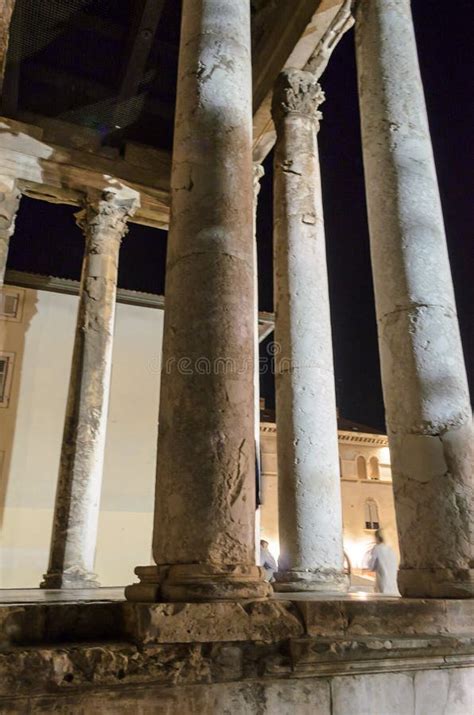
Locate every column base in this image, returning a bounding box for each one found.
[398,567,474,599]
[273,568,349,593]
[40,568,100,590]
[125,563,272,602]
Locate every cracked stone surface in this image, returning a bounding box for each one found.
[42,185,139,589]
[1,599,473,712]
[355,0,474,597]
[271,70,346,593]
[0,175,21,286]
[0,598,473,713]
[126,0,269,602]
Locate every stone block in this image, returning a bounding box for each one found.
[295,600,347,637]
[0,679,332,714]
[261,679,331,714]
[445,600,474,635]
[123,599,304,644]
[414,668,474,715]
[331,672,415,715]
[298,599,473,639]
[0,602,125,647]
[344,600,449,637]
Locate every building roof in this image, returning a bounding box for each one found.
[261,407,386,439]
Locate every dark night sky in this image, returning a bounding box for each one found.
[8,0,473,432]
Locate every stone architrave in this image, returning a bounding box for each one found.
[0,176,20,286]
[41,185,139,589]
[271,70,347,593]
[355,0,473,597]
[125,0,270,603]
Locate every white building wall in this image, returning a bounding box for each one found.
[0,285,163,588]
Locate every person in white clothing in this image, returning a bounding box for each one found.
[260,540,277,582]
[368,529,400,596]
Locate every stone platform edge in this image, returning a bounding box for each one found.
[1,597,472,647]
[0,599,473,704]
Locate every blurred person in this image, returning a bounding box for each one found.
[368,529,400,596]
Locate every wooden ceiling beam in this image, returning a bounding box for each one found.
[0,1,347,229]
[111,0,166,133]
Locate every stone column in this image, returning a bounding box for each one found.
[42,186,139,589]
[355,0,473,597]
[271,70,347,593]
[0,177,20,286]
[125,0,270,602]
[253,162,264,561]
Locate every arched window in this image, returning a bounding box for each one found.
[369,456,380,480]
[357,455,367,480]
[364,499,380,530]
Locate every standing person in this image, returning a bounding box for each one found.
[368,530,400,596]
[260,540,277,582]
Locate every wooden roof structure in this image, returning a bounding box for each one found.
[0,0,344,230]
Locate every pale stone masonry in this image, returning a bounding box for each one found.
[355,0,474,597]
[0,176,20,286]
[42,185,139,588]
[271,70,347,592]
[126,0,270,602]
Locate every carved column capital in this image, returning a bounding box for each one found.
[0,177,21,285]
[272,70,325,129]
[0,177,21,239]
[252,162,264,207]
[75,185,140,247]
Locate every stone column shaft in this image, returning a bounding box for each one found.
[126,0,270,602]
[0,177,20,286]
[355,0,473,597]
[42,186,138,589]
[271,70,347,592]
[253,162,264,561]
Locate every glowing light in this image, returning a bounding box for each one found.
[344,536,375,569]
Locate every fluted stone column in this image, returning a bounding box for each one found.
[42,186,139,589]
[271,70,347,593]
[125,0,270,602]
[0,177,20,286]
[356,0,474,598]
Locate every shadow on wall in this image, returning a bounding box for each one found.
[0,287,38,526]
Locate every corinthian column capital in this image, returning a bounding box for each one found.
[75,185,140,246]
[272,70,325,128]
[0,177,21,285]
[252,162,264,207]
[0,177,21,239]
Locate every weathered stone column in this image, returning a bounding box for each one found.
[355,0,474,597]
[0,176,20,286]
[271,70,347,592]
[125,0,270,602]
[253,162,264,561]
[42,185,139,589]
